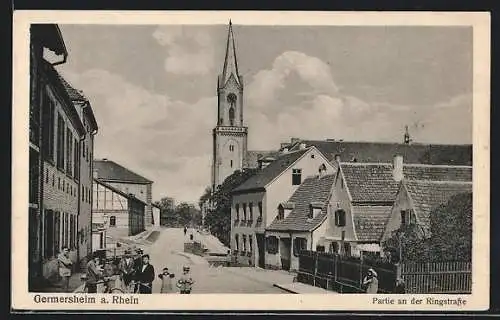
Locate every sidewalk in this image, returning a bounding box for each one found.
[174,251,210,266]
[38,272,84,293]
[190,229,229,255]
[273,282,337,294]
[224,267,295,286]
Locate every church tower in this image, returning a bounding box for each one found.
[212,21,248,191]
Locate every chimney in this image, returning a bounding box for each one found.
[282,147,289,154]
[392,154,404,182]
[280,142,289,149]
[318,163,327,178]
[102,158,108,161]
[291,137,300,145]
[334,154,341,163]
[299,142,307,150]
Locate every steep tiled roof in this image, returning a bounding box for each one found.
[94,160,153,184]
[352,205,392,242]
[288,140,472,165]
[341,163,473,203]
[94,178,148,205]
[341,163,399,203]
[245,150,280,169]
[55,70,88,102]
[405,180,472,235]
[404,165,472,182]
[267,174,335,231]
[233,148,310,192]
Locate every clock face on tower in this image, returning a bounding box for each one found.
[227,93,237,103]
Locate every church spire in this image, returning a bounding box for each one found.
[221,20,241,86]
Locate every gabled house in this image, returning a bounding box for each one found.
[93,159,154,229]
[230,146,336,267]
[326,154,473,258]
[265,172,336,271]
[382,178,472,241]
[92,178,147,249]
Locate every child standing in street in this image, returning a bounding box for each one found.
[158,267,175,293]
[176,266,195,294]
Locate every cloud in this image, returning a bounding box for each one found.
[244,51,472,149]
[56,50,471,203]
[152,26,215,75]
[58,67,216,203]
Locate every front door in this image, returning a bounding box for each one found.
[256,233,265,268]
[280,238,291,271]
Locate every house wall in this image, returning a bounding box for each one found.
[152,206,160,227]
[107,181,152,229]
[40,82,82,275]
[381,184,412,242]
[78,111,95,264]
[231,191,266,266]
[93,209,130,239]
[265,148,336,227]
[324,170,358,243]
[264,231,290,269]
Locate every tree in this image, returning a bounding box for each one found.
[154,197,176,227]
[201,168,258,246]
[382,224,429,263]
[175,202,201,227]
[428,192,472,261]
[382,191,472,263]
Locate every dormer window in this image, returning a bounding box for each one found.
[309,202,323,219]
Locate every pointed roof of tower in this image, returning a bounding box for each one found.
[220,20,241,87]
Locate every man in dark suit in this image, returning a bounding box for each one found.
[118,249,136,287]
[135,254,155,294]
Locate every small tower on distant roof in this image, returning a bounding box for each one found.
[404,125,412,145]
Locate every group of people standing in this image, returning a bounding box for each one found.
[85,248,155,294]
[84,247,194,294]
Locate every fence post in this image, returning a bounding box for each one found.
[359,252,363,288]
[313,252,318,287]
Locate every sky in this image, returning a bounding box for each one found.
[55,24,473,204]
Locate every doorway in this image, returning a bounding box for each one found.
[256,233,265,268]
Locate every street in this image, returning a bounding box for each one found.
[147,228,284,293]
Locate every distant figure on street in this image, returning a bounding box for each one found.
[57,247,73,292]
[177,266,195,294]
[184,226,187,236]
[363,268,379,293]
[158,267,176,293]
[86,253,103,293]
[136,254,155,294]
[118,250,136,287]
[189,234,194,241]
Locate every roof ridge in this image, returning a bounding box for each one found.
[404,163,473,169]
[94,159,153,183]
[406,179,473,185]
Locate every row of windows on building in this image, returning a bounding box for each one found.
[41,89,92,181]
[235,201,263,221]
[42,210,78,259]
[234,233,253,253]
[43,168,92,204]
[265,236,353,257]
